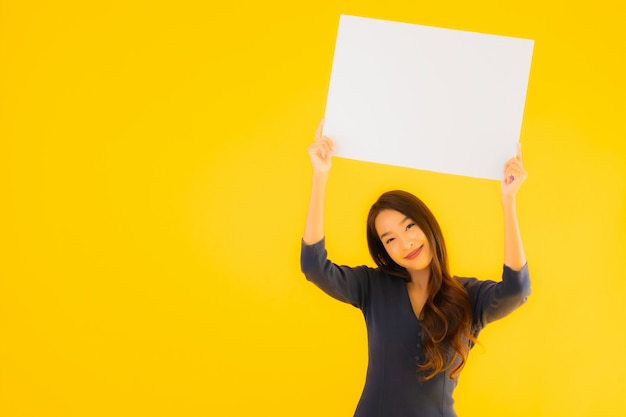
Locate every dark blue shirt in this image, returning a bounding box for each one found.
[301,238,530,417]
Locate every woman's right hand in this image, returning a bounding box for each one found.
[307,119,334,174]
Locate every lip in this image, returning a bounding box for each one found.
[404,245,423,260]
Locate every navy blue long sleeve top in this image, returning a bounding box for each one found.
[301,238,530,417]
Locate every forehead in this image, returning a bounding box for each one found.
[374,209,409,233]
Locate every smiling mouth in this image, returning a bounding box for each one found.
[405,245,423,260]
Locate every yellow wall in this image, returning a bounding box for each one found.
[1,0,625,416]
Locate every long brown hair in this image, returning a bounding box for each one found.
[366,190,477,380]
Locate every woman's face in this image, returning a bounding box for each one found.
[374,209,433,273]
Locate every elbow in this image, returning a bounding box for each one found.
[300,256,318,280]
[301,269,318,283]
[300,256,325,284]
[518,283,531,306]
[516,267,531,305]
[504,263,531,304]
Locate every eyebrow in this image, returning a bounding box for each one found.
[379,216,411,239]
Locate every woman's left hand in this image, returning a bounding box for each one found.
[501,143,527,203]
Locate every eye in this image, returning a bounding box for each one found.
[385,237,395,245]
[406,223,416,231]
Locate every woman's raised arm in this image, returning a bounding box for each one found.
[303,120,334,245]
[500,143,528,271]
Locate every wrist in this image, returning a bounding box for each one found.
[501,194,517,208]
[312,171,330,182]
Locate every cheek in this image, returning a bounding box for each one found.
[413,228,426,240]
[426,244,435,260]
[382,243,397,259]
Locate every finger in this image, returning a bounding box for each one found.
[313,141,325,158]
[315,119,325,141]
[503,160,515,175]
[505,156,524,171]
[324,136,334,152]
[505,160,518,173]
[504,168,527,184]
[319,136,334,153]
[308,141,324,158]
[321,140,333,158]
[504,159,522,173]
[516,142,522,161]
[319,143,328,159]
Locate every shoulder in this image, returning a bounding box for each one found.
[454,276,497,304]
[351,264,400,287]
[456,276,486,292]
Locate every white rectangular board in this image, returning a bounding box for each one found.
[323,15,534,180]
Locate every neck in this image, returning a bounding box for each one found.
[408,268,430,289]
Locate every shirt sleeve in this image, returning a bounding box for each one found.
[300,238,370,309]
[463,264,531,330]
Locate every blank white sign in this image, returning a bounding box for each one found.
[323,15,534,180]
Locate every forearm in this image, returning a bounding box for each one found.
[502,197,526,271]
[303,172,329,245]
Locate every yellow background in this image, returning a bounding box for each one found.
[1,0,625,416]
